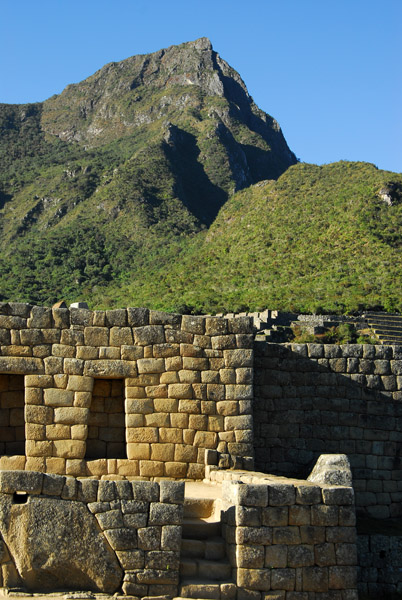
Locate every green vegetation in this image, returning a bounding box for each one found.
[291,323,378,345]
[0,41,401,315]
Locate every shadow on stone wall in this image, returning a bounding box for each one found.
[254,342,402,519]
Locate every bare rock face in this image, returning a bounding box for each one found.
[307,454,353,487]
[0,495,122,593]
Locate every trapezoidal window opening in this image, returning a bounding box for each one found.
[85,378,127,460]
[0,374,25,456]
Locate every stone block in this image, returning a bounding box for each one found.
[270,568,296,591]
[138,526,161,550]
[28,306,53,328]
[217,401,239,416]
[149,502,183,525]
[326,527,356,543]
[104,527,138,551]
[224,349,253,367]
[272,527,301,545]
[182,315,205,334]
[136,568,179,585]
[328,566,357,589]
[236,545,265,569]
[237,567,271,591]
[166,355,183,371]
[45,457,66,474]
[46,424,71,440]
[54,406,88,425]
[53,440,86,458]
[134,325,164,346]
[126,397,153,414]
[145,549,180,570]
[183,356,209,371]
[236,483,268,507]
[84,327,109,347]
[96,509,124,530]
[77,478,98,503]
[98,480,116,502]
[67,375,93,392]
[165,462,187,478]
[116,549,145,570]
[161,525,182,551]
[289,506,311,526]
[145,384,168,398]
[110,327,134,346]
[288,545,314,568]
[314,542,336,567]
[178,369,203,383]
[84,359,137,377]
[269,484,296,506]
[322,487,355,506]
[126,427,158,443]
[61,476,77,499]
[225,415,253,430]
[160,480,184,504]
[142,408,168,429]
[99,346,120,359]
[311,505,339,527]
[236,506,262,527]
[26,423,45,440]
[300,525,326,545]
[296,485,322,505]
[44,388,74,407]
[194,430,217,448]
[0,470,43,494]
[265,545,287,568]
[334,543,357,566]
[236,526,272,546]
[25,405,53,425]
[302,566,329,592]
[151,442,174,461]
[339,506,356,527]
[137,358,165,373]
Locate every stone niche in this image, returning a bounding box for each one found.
[0,374,25,456]
[0,303,255,479]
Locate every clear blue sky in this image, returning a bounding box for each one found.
[1,0,401,173]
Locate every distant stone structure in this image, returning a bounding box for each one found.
[0,302,401,598]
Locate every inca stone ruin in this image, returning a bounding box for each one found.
[0,302,401,599]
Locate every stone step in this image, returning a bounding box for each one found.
[366,313,402,318]
[180,558,232,581]
[184,497,216,519]
[181,537,225,560]
[371,325,402,333]
[370,323,402,331]
[182,519,221,539]
[179,579,236,600]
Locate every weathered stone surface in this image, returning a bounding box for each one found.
[308,454,353,487]
[0,495,122,592]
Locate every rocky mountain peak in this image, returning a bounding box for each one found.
[40,39,264,147]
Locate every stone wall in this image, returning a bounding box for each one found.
[358,531,402,599]
[0,469,183,596]
[0,303,254,479]
[254,342,402,518]
[218,473,358,599]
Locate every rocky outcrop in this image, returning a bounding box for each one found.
[0,494,122,592]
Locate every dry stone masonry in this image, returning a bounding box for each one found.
[0,469,183,597]
[254,342,402,520]
[0,302,254,479]
[2,302,402,598]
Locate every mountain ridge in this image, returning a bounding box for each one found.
[0,40,401,313]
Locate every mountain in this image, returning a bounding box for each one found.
[89,161,402,315]
[0,38,297,305]
[1,40,401,314]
